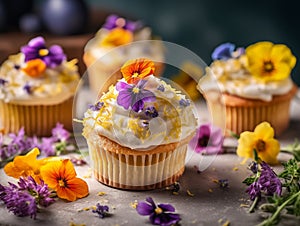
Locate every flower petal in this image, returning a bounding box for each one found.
[254,122,274,140]
[158,203,175,212]
[117,90,132,110]
[65,177,89,199]
[136,202,154,216]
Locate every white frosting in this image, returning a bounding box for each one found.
[83,75,198,150]
[84,28,164,65]
[0,53,80,102]
[204,58,294,101]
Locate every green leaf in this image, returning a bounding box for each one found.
[242,176,256,185]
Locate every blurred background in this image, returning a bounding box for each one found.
[0,0,299,85]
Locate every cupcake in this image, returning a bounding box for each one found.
[200,41,297,136]
[83,14,164,95]
[82,58,198,190]
[0,36,80,136]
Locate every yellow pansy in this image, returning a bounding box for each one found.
[245,41,296,82]
[101,28,133,47]
[236,122,280,165]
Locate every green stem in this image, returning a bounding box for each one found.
[249,196,260,213]
[256,190,300,226]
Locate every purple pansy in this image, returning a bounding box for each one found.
[116,79,156,112]
[189,123,224,154]
[0,176,54,219]
[211,43,244,60]
[103,14,140,32]
[21,36,66,68]
[136,197,181,226]
[92,203,109,218]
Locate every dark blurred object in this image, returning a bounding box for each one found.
[0,0,6,31]
[39,0,88,35]
[19,13,42,33]
[3,0,34,27]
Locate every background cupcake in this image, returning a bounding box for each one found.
[82,58,198,190]
[200,41,297,136]
[83,14,164,95]
[0,36,80,136]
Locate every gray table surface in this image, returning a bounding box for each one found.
[1,91,300,226]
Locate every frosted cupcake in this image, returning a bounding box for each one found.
[83,14,164,94]
[200,41,297,136]
[82,58,198,190]
[0,36,80,136]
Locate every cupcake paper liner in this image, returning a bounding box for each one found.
[87,135,190,190]
[0,96,74,136]
[206,85,298,136]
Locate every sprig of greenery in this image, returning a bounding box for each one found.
[245,149,300,226]
[281,138,300,161]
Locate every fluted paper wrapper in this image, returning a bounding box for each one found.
[206,85,297,136]
[0,97,74,137]
[87,135,190,190]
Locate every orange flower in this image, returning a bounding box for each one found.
[121,58,155,84]
[4,148,49,182]
[22,59,46,78]
[101,28,133,47]
[40,159,89,201]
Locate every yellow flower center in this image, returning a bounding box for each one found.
[256,139,266,152]
[263,60,274,73]
[58,179,67,187]
[132,87,140,94]
[39,48,49,57]
[132,72,140,78]
[155,207,163,214]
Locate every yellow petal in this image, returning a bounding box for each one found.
[253,122,274,140]
[246,41,273,62]
[270,44,296,68]
[236,131,257,158]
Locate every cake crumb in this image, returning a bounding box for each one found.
[97,191,106,196]
[208,188,213,193]
[172,191,179,195]
[187,189,195,197]
[240,203,250,208]
[69,222,86,226]
[232,166,239,171]
[130,200,138,209]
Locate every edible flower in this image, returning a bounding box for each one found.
[245,41,296,82]
[92,203,109,218]
[0,176,55,219]
[116,79,156,112]
[100,28,133,47]
[4,148,49,183]
[40,159,89,201]
[88,101,104,111]
[21,59,46,78]
[121,58,155,84]
[211,43,244,60]
[236,122,280,165]
[103,14,139,32]
[189,123,224,154]
[136,197,181,226]
[21,36,66,68]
